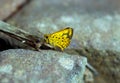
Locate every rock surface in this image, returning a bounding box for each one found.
[0,0,26,20]
[0,49,87,83]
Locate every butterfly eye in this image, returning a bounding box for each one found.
[44,35,48,39]
[45,36,48,38]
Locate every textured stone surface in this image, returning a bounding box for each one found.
[0,49,87,83]
[0,0,26,20]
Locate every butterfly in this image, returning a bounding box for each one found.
[44,27,73,51]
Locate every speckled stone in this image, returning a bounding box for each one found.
[0,49,87,83]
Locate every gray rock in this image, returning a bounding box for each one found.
[0,49,87,83]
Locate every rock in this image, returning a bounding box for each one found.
[0,21,44,51]
[0,49,87,83]
[84,69,94,83]
[0,0,26,20]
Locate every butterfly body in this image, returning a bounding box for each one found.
[44,27,73,51]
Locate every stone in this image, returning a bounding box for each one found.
[0,49,87,83]
[0,0,26,20]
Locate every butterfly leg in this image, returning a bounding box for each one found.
[33,41,43,51]
[54,44,64,51]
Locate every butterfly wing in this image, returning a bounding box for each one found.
[44,27,73,51]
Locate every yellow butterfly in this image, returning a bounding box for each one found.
[44,27,73,51]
